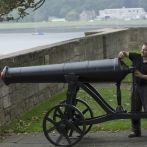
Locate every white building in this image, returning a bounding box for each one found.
[80,10,96,21]
[49,17,66,22]
[98,7,146,20]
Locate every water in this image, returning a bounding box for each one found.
[0,32,84,55]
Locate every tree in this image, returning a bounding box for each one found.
[65,10,79,21]
[1,0,147,22]
[0,0,45,21]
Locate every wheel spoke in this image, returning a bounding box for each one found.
[47,126,56,133]
[70,123,82,134]
[57,107,64,118]
[56,135,63,144]
[46,117,56,125]
[82,108,89,115]
[63,133,72,144]
[68,129,74,137]
[54,113,62,118]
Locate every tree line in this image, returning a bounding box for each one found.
[1,0,147,22]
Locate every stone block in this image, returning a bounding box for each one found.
[0,86,9,98]
[3,95,11,109]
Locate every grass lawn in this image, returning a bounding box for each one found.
[4,82,147,134]
[0,19,147,29]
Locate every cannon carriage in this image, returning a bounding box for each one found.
[1,58,146,146]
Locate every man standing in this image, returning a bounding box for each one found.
[118,42,147,137]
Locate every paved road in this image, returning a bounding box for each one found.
[1,130,147,147]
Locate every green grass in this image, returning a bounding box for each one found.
[4,91,66,133]
[0,19,147,29]
[4,82,147,133]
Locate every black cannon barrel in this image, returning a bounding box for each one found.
[0,58,131,85]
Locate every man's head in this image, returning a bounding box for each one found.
[141,42,147,57]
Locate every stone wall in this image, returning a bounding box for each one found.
[0,27,147,128]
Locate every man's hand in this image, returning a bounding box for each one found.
[118,51,129,59]
[135,70,145,79]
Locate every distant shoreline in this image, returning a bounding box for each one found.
[0,25,146,34]
[1,20,147,33]
[0,26,101,33]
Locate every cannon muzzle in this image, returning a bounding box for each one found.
[0,58,131,85]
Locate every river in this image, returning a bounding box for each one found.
[0,31,84,55]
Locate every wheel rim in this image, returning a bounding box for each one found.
[75,98,93,134]
[43,104,86,146]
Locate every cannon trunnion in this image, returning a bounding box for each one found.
[1,58,130,85]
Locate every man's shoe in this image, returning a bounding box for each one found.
[128,132,141,138]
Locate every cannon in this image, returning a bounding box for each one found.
[1,58,146,147]
[1,58,129,84]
